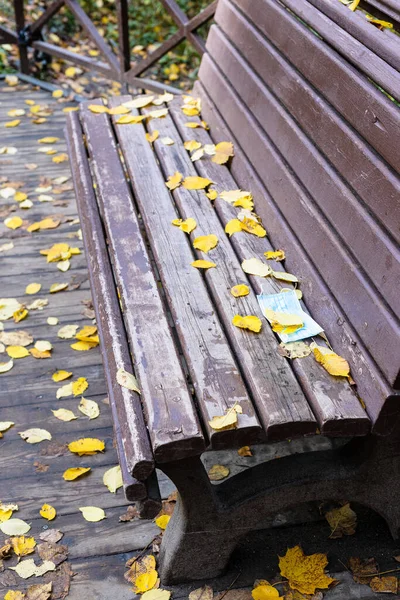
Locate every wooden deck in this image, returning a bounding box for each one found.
[0,82,398,600]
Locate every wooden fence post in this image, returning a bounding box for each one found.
[13,0,30,74]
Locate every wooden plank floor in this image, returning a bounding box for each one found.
[0,82,398,600]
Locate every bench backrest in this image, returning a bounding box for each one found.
[195,0,400,430]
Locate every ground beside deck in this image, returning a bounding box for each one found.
[0,81,398,600]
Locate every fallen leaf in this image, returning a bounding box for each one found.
[103,465,123,493]
[325,503,357,539]
[165,171,182,191]
[0,359,14,373]
[34,462,49,473]
[38,137,59,144]
[57,324,79,339]
[72,377,88,396]
[49,283,68,293]
[56,383,73,399]
[161,137,174,145]
[209,404,242,431]
[68,438,105,455]
[193,234,218,253]
[4,590,24,600]
[369,576,398,593]
[123,95,154,109]
[146,130,159,143]
[271,271,298,283]
[0,508,13,521]
[238,446,252,457]
[88,104,109,114]
[265,250,285,262]
[172,218,197,233]
[311,343,350,377]
[252,584,282,600]
[70,341,97,351]
[116,368,141,393]
[52,370,73,382]
[0,421,14,432]
[63,467,91,481]
[142,590,171,600]
[108,105,131,116]
[5,120,21,128]
[232,315,262,333]
[78,397,99,419]
[212,141,234,165]
[155,514,170,530]
[279,546,335,595]
[208,464,230,481]
[191,260,216,269]
[0,519,31,535]
[40,504,56,521]
[47,317,58,325]
[11,559,56,579]
[39,529,63,543]
[119,505,140,522]
[6,345,30,359]
[116,114,146,124]
[34,340,52,352]
[13,308,29,323]
[278,342,311,360]
[0,298,22,321]
[184,140,202,152]
[206,189,218,201]
[264,310,304,335]
[240,217,267,238]
[4,216,23,230]
[19,429,52,444]
[182,176,212,190]
[52,409,77,422]
[25,582,52,600]
[79,506,106,522]
[37,541,68,567]
[125,554,156,583]
[189,586,213,600]
[349,557,378,585]
[134,570,158,594]
[242,258,271,277]
[0,242,14,252]
[10,536,36,557]
[231,284,250,297]
[191,148,204,162]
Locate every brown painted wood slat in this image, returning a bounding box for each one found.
[198,53,400,388]
[141,104,318,440]
[205,25,400,323]
[194,80,399,431]
[168,100,370,437]
[108,98,266,449]
[78,102,206,462]
[225,0,400,177]
[65,111,154,488]
[215,0,400,246]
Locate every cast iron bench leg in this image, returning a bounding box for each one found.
[159,428,400,584]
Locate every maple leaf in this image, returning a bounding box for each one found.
[279,546,336,595]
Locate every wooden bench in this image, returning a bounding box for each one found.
[66,0,400,584]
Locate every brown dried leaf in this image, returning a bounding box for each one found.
[37,542,68,566]
[0,543,12,559]
[189,586,214,600]
[349,557,378,585]
[119,506,140,522]
[39,530,64,544]
[25,582,52,600]
[325,503,357,538]
[369,576,398,594]
[43,562,72,600]
[34,462,49,473]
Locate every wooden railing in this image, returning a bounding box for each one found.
[1,0,217,94]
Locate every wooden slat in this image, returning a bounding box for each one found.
[214,0,400,246]
[199,53,400,388]
[195,80,399,429]
[205,25,400,321]
[367,0,400,22]
[108,98,266,449]
[78,102,206,462]
[0,25,18,43]
[169,100,370,437]
[225,0,400,177]
[65,111,155,482]
[139,107,319,440]
[32,41,115,78]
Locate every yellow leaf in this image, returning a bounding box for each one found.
[79,397,99,420]
[0,299,27,321]
[142,590,171,600]
[5,119,21,128]
[71,340,97,351]
[0,421,14,432]
[43,242,70,262]
[232,315,262,333]
[125,555,156,584]
[311,343,350,377]
[52,153,68,163]
[252,585,282,600]
[325,503,357,539]
[4,591,25,600]
[366,16,393,29]
[161,137,174,145]
[134,570,158,594]
[231,284,250,297]
[238,445,252,457]
[208,464,230,481]
[184,122,202,128]
[116,367,141,394]
[25,282,41,295]
[0,519,30,536]
[146,130,159,143]
[182,106,199,116]
[63,467,91,481]
[184,140,202,152]
[56,382,73,399]
[65,66,77,77]
[212,141,234,165]
[30,348,51,359]
[208,404,242,431]
[8,109,25,117]
[34,340,52,352]
[38,137,60,144]
[271,271,298,283]
[11,536,36,556]
[233,197,254,210]
[19,428,52,444]
[220,189,252,204]
[148,108,168,119]
[49,283,68,293]
[57,324,78,339]
[191,260,216,269]
[88,104,109,114]
[13,308,28,323]
[57,259,70,272]
[4,216,23,230]
[63,106,79,113]
[123,95,154,109]
[264,309,303,335]
[240,217,267,238]
[79,506,106,522]
[52,89,63,98]
[116,115,146,124]
[279,545,335,595]
[172,218,197,234]
[6,346,30,359]
[75,325,98,341]
[20,199,33,209]
[68,438,105,455]
[242,258,272,277]
[72,376,89,396]
[52,408,77,422]
[155,515,170,530]
[182,176,212,190]
[0,509,12,522]
[279,342,311,360]
[349,0,360,10]
[265,250,285,262]
[14,191,27,202]
[108,105,131,115]
[165,171,183,191]
[193,234,218,253]
[191,148,204,162]
[0,360,13,373]
[369,576,398,594]
[103,465,123,493]
[206,189,218,201]
[225,219,242,236]
[52,370,73,382]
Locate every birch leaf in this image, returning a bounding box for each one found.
[232,315,262,333]
[147,108,168,119]
[171,218,197,234]
[34,340,52,352]
[6,346,30,359]
[191,148,204,162]
[57,324,79,339]
[146,130,159,143]
[142,590,171,600]
[19,429,52,443]
[123,95,154,109]
[240,217,267,238]
[40,504,56,521]
[134,570,158,594]
[0,509,12,522]
[311,343,350,377]
[63,467,91,481]
[56,382,73,399]
[184,140,201,152]
[209,404,242,431]
[231,284,250,297]
[0,359,13,373]
[252,585,282,600]
[155,515,170,530]
[4,217,23,230]
[225,219,242,237]
[49,283,68,293]
[108,105,131,115]
[182,176,212,190]
[72,377,88,396]
[10,536,36,556]
[161,137,174,145]
[0,298,22,320]
[117,367,141,393]
[52,408,77,422]
[0,421,14,432]
[116,115,146,125]
[191,260,216,269]
[265,250,285,262]
[79,397,99,420]
[208,464,230,481]
[4,591,25,600]
[0,519,31,535]
[271,271,298,283]
[68,438,105,455]
[264,309,303,335]
[165,171,182,191]
[79,506,106,522]
[70,341,97,351]
[103,465,123,493]
[193,234,218,253]
[211,141,234,165]
[242,258,272,277]
[52,370,73,382]
[88,104,109,114]
[279,342,311,360]
[0,330,32,346]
